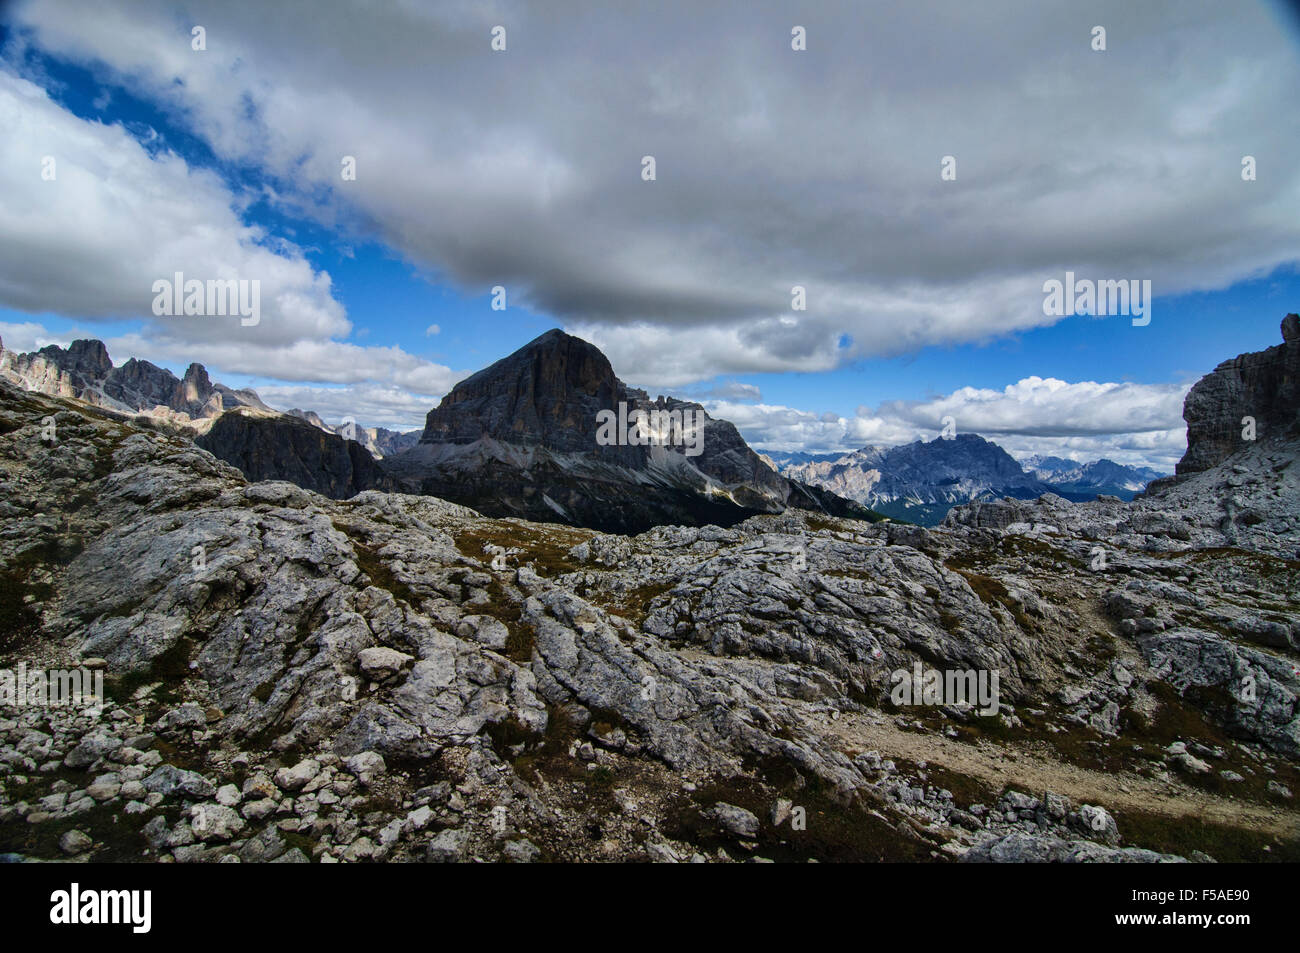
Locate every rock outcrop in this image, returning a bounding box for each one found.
[1176,314,1300,476]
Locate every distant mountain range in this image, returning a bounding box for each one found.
[767,435,1166,525]
[284,409,422,460]
[1020,454,1163,492]
[0,333,421,444]
[0,332,1165,531]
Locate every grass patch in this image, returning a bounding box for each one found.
[946,564,1034,630]
[0,536,83,653]
[0,796,158,861]
[1114,808,1300,862]
[590,580,676,628]
[332,521,417,607]
[663,756,939,862]
[455,521,591,578]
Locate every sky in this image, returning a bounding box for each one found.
[1,0,1298,471]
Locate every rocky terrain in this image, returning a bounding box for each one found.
[0,317,1296,863]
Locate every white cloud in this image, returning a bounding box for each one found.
[717,375,1191,471]
[425,323,440,336]
[876,377,1190,437]
[8,0,1297,376]
[252,383,433,432]
[102,332,465,393]
[0,67,468,407]
[0,70,347,347]
[0,320,73,353]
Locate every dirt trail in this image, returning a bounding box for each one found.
[824,712,1300,840]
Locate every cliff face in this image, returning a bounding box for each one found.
[1176,314,1300,475]
[196,411,397,499]
[423,329,627,456]
[0,338,113,406]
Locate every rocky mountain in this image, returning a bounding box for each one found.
[0,336,273,427]
[778,439,1169,525]
[0,336,421,493]
[781,434,1050,525]
[370,426,422,458]
[759,449,849,469]
[0,316,1296,865]
[384,329,876,533]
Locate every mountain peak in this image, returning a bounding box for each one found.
[421,329,624,453]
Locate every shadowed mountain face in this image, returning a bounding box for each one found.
[386,329,877,532]
[422,329,626,456]
[196,412,397,500]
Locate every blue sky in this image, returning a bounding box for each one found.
[2,1,1299,470]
